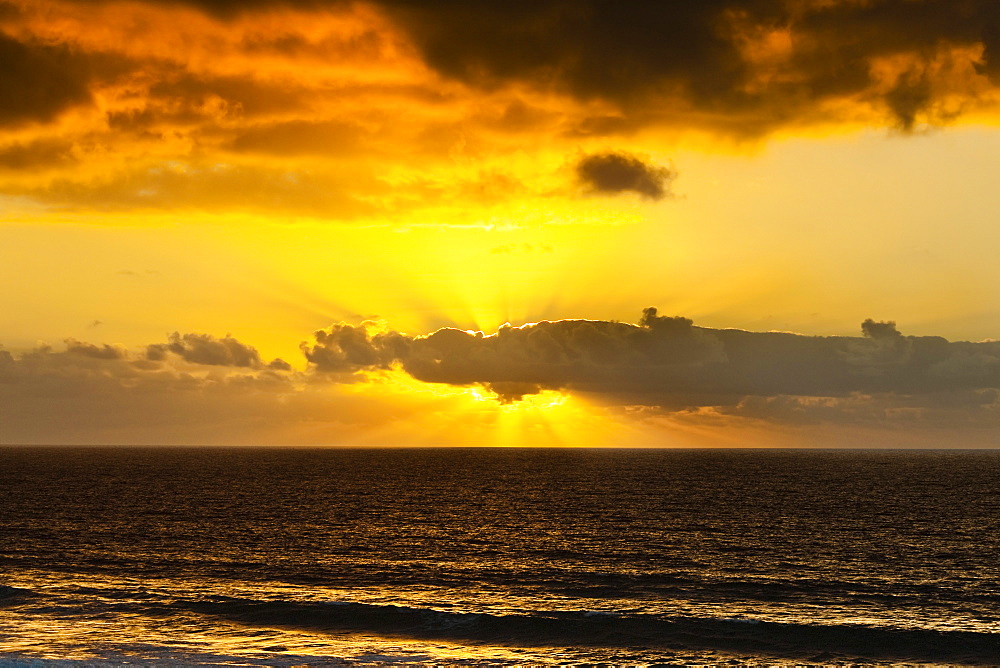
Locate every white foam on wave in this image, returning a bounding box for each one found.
[582,610,616,617]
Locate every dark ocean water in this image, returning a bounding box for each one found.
[2,447,1000,666]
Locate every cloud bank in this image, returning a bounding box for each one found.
[5,310,1000,445]
[378,0,1000,132]
[303,308,1000,404]
[2,0,1000,217]
[0,332,462,446]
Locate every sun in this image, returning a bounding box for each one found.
[333,367,624,447]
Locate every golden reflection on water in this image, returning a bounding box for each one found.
[1,570,639,665]
[5,564,997,666]
[5,448,1000,665]
[0,587,562,665]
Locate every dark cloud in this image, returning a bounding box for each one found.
[379,0,759,101]
[0,339,308,446]
[0,337,473,446]
[711,388,1000,428]
[576,152,675,199]
[484,381,548,404]
[0,34,93,126]
[6,313,1000,444]
[268,358,293,371]
[373,0,1000,132]
[64,338,124,360]
[884,73,934,131]
[33,0,1000,133]
[146,332,287,368]
[300,308,1000,409]
[4,334,289,382]
[300,322,409,374]
[862,318,902,340]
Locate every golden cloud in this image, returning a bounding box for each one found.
[2,0,1000,220]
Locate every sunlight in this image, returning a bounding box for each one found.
[329,368,615,447]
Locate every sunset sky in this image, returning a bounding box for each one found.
[4,0,1000,446]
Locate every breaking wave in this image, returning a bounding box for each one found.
[176,597,1000,664]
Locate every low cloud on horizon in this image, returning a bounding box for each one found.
[4,308,1000,446]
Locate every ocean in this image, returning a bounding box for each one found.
[1,447,999,666]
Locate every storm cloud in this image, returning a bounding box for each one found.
[375,0,1000,132]
[4,0,1000,217]
[15,0,1000,134]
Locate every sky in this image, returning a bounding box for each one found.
[3,0,1000,446]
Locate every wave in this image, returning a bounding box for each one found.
[176,597,1000,664]
[0,585,33,598]
[0,585,36,609]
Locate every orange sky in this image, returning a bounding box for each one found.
[4,0,1000,446]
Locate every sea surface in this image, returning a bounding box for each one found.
[1,447,1000,666]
